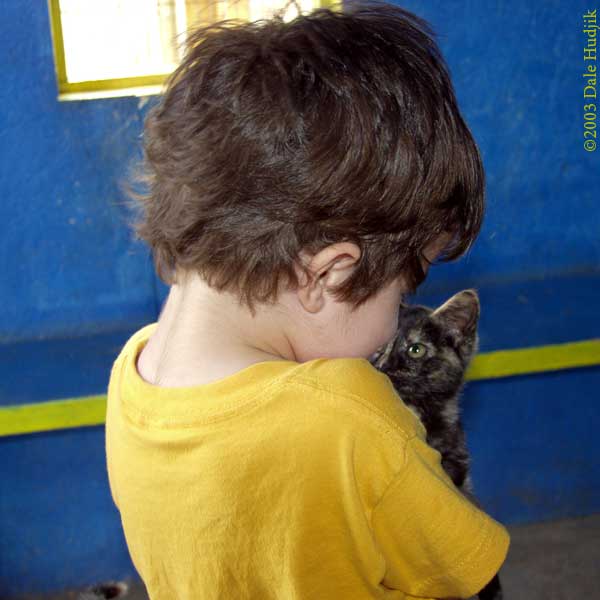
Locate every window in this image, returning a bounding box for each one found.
[47,0,339,101]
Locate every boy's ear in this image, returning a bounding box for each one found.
[296,243,361,313]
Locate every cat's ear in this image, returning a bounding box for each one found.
[431,289,480,337]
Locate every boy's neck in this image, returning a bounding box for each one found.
[136,282,291,387]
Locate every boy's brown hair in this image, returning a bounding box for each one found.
[121,0,485,317]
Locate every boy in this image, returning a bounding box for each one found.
[107,1,509,598]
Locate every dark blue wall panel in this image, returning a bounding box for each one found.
[0,3,159,344]
[1,0,598,596]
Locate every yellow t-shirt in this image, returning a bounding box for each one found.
[105,323,509,600]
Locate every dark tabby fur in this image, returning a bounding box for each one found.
[367,288,502,600]
[82,289,501,600]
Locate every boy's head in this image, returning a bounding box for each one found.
[123,0,484,331]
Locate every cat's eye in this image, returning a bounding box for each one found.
[407,342,427,358]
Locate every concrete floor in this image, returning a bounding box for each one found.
[14,512,600,600]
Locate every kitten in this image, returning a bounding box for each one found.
[367,288,503,600]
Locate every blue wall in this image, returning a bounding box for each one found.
[1,0,599,596]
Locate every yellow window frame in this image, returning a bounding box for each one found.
[47,0,341,102]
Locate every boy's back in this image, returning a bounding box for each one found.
[106,324,508,600]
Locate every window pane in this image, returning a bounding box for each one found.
[58,0,180,82]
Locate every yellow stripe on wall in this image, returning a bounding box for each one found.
[465,338,600,380]
[0,396,107,438]
[1,339,599,438]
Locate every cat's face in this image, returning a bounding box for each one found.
[368,289,481,405]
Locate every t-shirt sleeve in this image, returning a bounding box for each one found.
[371,433,510,599]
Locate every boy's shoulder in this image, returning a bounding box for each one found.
[114,323,156,361]
[285,356,426,441]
